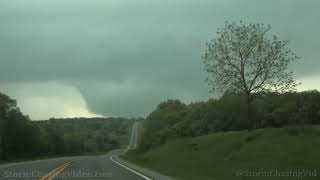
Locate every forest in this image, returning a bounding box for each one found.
[0,92,137,161]
[139,90,320,151]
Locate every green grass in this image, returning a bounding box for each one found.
[124,126,320,180]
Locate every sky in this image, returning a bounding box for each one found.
[0,0,319,120]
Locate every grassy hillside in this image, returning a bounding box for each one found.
[124,127,320,180]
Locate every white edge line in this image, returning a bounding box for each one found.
[110,156,153,180]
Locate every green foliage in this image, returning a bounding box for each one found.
[0,91,136,161]
[35,117,133,156]
[139,90,320,151]
[203,21,299,130]
[139,100,187,151]
[0,92,41,160]
[203,21,299,94]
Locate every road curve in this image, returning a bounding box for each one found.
[0,122,147,180]
[0,150,147,180]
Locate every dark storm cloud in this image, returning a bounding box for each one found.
[0,0,319,118]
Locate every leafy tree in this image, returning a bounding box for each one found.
[0,92,18,159]
[203,21,299,130]
[139,100,186,151]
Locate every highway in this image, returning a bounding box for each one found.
[128,122,140,150]
[0,122,146,180]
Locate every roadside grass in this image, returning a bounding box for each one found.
[124,126,320,180]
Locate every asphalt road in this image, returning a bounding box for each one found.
[0,122,146,180]
[128,122,140,150]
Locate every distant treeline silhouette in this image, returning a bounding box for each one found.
[0,91,136,161]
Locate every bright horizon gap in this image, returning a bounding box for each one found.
[0,81,104,120]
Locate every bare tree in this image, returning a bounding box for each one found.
[203,22,299,130]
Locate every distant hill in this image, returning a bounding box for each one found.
[34,117,141,156]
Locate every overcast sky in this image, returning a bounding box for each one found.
[0,0,319,120]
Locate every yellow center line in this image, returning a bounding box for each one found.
[40,161,72,180]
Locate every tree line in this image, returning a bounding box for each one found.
[0,92,136,161]
[139,90,320,151]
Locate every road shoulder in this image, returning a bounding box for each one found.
[113,155,176,180]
